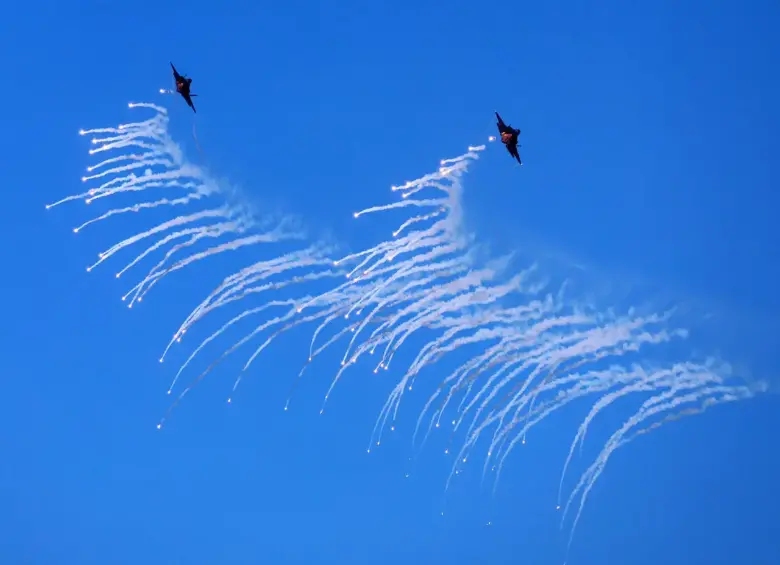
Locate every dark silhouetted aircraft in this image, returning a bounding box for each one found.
[171,62,197,113]
[495,111,521,165]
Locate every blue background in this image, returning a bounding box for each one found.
[1,0,778,563]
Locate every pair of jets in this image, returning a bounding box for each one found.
[168,63,523,166]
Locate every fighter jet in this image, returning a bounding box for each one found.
[495,111,521,165]
[170,62,197,113]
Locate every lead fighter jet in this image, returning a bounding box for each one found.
[495,111,522,165]
[170,62,197,113]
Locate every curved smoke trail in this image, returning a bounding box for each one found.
[49,102,762,547]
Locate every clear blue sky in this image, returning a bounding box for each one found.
[2,1,779,564]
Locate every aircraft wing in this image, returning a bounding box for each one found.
[495,111,507,131]
[506,143,521,165]
[183,93,196,113]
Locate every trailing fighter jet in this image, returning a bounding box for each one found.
[495,111,521,165]
[170,62,197,113]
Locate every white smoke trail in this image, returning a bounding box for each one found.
[51,102,762,551]
[47,103,310,310]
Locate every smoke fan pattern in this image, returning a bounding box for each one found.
[48,103,761,543]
